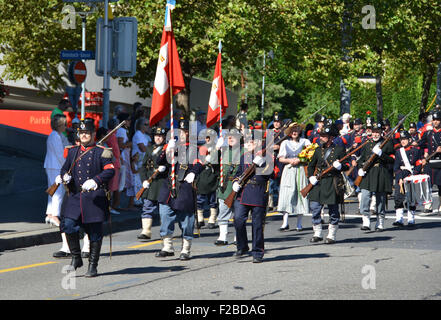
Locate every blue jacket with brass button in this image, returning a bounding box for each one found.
[60,144,115,224]
[233,153,273,207]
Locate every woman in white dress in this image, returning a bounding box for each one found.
[277,124,311,231]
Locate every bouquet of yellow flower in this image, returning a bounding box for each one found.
[298,143,319,163]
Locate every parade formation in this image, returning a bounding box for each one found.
[50,106,441,277]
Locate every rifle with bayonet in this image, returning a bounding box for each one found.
[135,168,162,201]
[46,120,127,197]
[354,111,411,187]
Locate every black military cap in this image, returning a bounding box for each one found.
[78,118,95,132]
[409,122,417,129]
[320,123,339,137]
[433,112,441,120]
[153,126,166,136]
[372,122,383,132]
[178,117,189,130]
[273,112,282,122]
[382,119,391,127]
[354,118,363,125]
[400,131,411,139]
[316,114,326,123]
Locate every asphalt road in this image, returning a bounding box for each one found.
[1,199,441,302]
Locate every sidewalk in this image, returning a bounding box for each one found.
[0,148,144,252]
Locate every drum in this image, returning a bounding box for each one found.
[403,174,432,206]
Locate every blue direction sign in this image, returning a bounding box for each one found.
[60,50,95,60]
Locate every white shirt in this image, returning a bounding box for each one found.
[278,138,311,159]
[132,130,150,159]
[44,131,67,170]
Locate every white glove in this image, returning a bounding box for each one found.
[373,145,382,156]
[166,139,176,152]
[309,176,318,185]
[55,175,63,185]
[333,160,342,171]
[142,180,150,189]
[232,182,241,192]
[62,173,72,184]
[216,137,226,149]
[427,125,433,131]
[184,172,195,184]
[158,165,166,173]
[253,155,265,167]
[82,179,97,191]
[358,168,366,177]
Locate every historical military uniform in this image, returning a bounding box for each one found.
[215,130,242,245]
[307,124,350,244]
[155,118,203,260]
[309,115,326,145]
[268,112,285,210]
[357,123,395,231]
[232,147,273,263]
[418,111,441,214]
[59,118,115,277]
[392,131,423,226]
[195,143,220,229]
[138,126,167,240]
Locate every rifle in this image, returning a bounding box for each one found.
[300,105,326,128]
[300,139,370,198]
[354,111,411,187]
[45,120,127,197]
[135,168,161,201]
[223,121,293,209]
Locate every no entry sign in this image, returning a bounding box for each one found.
[69,61,87,85]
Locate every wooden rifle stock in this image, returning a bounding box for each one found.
[300,139,370,198]
[135,168,161,200]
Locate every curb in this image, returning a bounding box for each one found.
[0,215,144,252]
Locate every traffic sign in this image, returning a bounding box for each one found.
[60,50,95,60]
[69,61,87,85]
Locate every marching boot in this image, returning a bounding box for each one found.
[197,209,205,228]
[279,212,289,231]
[214,224,229,246]
[207,208,218,229]
[85,240,102,278]
[53,233,71,258]
[65,232,83,270]
[361,214,371,231]
[155,236,174,257]
[310,224,323,243]
[392,208,404,227]
[138,218,153,240]
[180,238,192,261]
[325,224,338,244]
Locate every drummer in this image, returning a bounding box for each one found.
[392,131,423,227]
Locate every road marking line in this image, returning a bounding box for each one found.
[127,240,162,249]
[0,261,58,274]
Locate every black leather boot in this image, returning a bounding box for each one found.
[65,233,83,270]
[85,240,102,278]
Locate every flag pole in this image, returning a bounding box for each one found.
[166,4,176,198]
[218,40,224,188]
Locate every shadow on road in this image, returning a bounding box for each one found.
[99,265,187,276]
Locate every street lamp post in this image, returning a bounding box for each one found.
[261,50,273,125]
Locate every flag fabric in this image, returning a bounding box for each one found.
[206,52,228,128]
[149,6,185,127]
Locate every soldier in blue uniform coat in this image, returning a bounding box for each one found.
[155,118,204,261]
[392,131,423,226]
[232,131,273,263]
[57,118,115,277]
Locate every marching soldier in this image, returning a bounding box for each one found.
[138,126,168,240]
[214,128,242,245]
[357,123,395,231]
[307,123,350,244]
[269,112,285,211]
[419,111,441,215]
[309,114,326,144]
[196,135,220,229]
[232,131,273,263]
[155,118,204,260]
[57,118,115,277]
[392,131,423,226]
